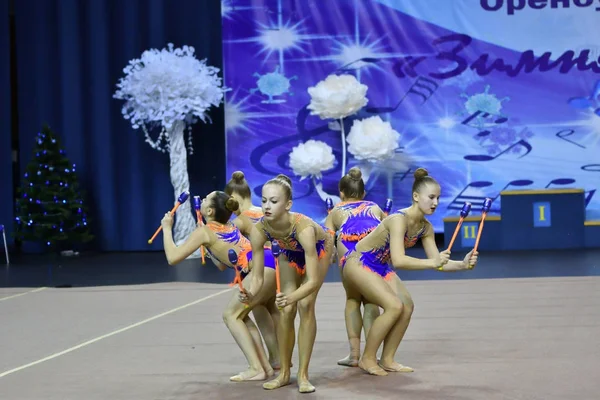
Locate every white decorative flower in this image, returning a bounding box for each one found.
[307,74,368,120]
[346,116,400,162]
[289,140,336,180]
[113,43,226,130]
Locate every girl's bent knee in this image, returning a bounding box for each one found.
[385,299,404,318]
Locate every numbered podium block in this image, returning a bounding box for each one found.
[584,221,600,248]
[443,215,502,251]
[500,189,585,250]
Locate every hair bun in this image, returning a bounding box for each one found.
[348,167,362,181]
[225,197,240,212]
[275,174,292,188]
[413,167,429,180]
[231,171,245,183]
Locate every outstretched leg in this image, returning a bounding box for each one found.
[343,258,403,377]
[379,274,415,372]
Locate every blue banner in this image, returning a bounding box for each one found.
[222,0,600,231]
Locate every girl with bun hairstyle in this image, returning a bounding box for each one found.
[224,170,282,371]
[225,170,264,236]
[242,174,334,393]
[340,167,478,376]
[161,191,279,382]
[324,167,383,368]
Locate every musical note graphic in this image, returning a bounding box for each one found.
[464,139,532,161]
[366,76,438,113]
[394,168,415,182]
[543,178,595,208]
[447,181,494,211]
[447,179,534,214]
[581,164,600,172]
[338,57,381,73]
[500,179,535,192]
[544,178,574,188]
[585,189,596,207]
[392,56,427,79]
[556,129,586,149]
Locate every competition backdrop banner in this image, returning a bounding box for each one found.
[222,0,600,231]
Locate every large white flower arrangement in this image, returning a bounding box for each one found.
[307,74,368,176]
[346,116,400,162]
[307,74,368,120]
[288,139,340,205]
[289,140,336,180]
[114,43,226,251]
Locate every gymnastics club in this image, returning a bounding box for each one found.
[383,198,393,216]
[228,249,249,308]
[326,198,334,214]
[148,191,190,244]
[271,241,283,310]
[193,196,206,265]
[446,202,472,252]
[471,198,493,263]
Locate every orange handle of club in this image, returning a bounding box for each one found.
[473,213,488,253]
[148,202,183,244]
[446,216,465,252]
[195,210,206,264]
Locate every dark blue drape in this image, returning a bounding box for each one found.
[13,0,224,251]
[0,0,12,249]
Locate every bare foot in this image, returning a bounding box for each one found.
[337,354,359,367]
[229,368,267,382]
[263,372,291,390]
[298,378,316,393]
[378,360,414,372]
[358,359,388,376]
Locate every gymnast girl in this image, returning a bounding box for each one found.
[240,174,334,393]
[324,167,383,368]
[161,191,279,382]
[341,168,478,376]
[224,171,264,236]
[223,170,281,370]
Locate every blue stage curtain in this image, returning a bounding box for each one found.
[13,0,224,251]
[0,0,12,248]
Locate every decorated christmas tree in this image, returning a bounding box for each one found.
[14,125,93,250]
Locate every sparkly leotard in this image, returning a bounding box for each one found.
[341,210,427,280]
[256,213,332,275]
[205,221,275,280]
[334,200,382,266]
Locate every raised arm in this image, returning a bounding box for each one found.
[388,215,441,270]
[286,226,320,304]
[163,225,210,266]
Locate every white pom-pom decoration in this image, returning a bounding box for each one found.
[113,43,226,153]
[346,116,400,162]
[289,140,336,180]
[307,74,368,120]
